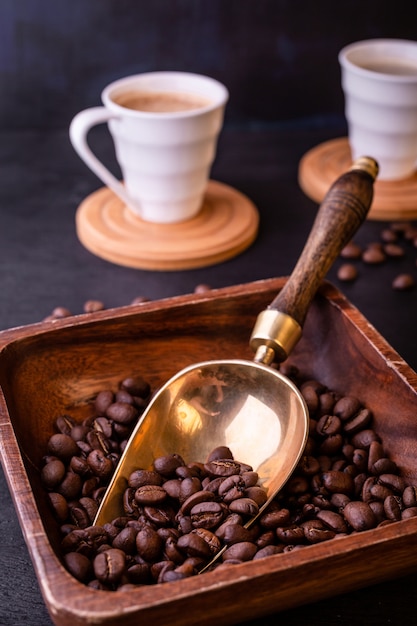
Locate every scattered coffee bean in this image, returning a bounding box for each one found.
[362,245,386,264]
[83,300,105,313]
[380,228,398,243]
[392,273,415,290]
[383,243,405,258]
[337,263,358,282]
[194,284,212,293]
[340,241,362,259]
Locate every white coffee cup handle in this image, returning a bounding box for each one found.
[69,107,139,211]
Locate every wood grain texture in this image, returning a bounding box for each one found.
[271,164,375,325]
[1,278,417,626]
[298,138,417,220]
[75,180,259,270]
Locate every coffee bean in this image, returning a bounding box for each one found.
[340,241,362,259]
[259,508,291,530]
[47,433,79,460]
[316,509,348,533]
[318,432,343,455]
[222,523,255,545]
[380,228,398,243]
[64,552,93,583]
[384,243,405,258]
[229,497,259,517]
[244,486,269,506]
[206,446,234,462]
[179,477,203,503]
[176,532,212,559]
[112,526,138,554]
[143,504,176,527]
[57,471,83,500]
[192,528,222,554]
[126,562,151,585]
[204,459,242,477]
[222,541,257,561]
[163,478,182,499]
[134,485,167,506]
[128,469,163,489]
[93,548,126,585]
[105,402,138,425]
[316,414,342,437]
[95,390,114,415]
[362,244,386,264]
[179,490,216,516]
[343,501,377,531]
[121,376,151,399]
[87,449,114,480]
[41,458,66,488]
[378,473,405,494]
[337,263,358,282]
[392,273,415,290]
[190,501,225,529]
[372,458,398,475]
[351,429,381,450]
[254,544,285,559]
[302,520,335,543]
[343,408,372,435]
[403,486,417,507]
[300,384,320,414]
[153,454,185,477]
[83,299,105,313]
[333,396,362,421]
[402,507,417,520]
[48,492,69,522]
[321,471,354,495]
[55,414,76,435]
[218,474,245,503]
[136,526,163,562]
[384,495,402,521]
[276,525,305,545]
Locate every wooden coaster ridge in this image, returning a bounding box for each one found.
[75,180,259,271]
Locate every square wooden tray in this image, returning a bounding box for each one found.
[1,278,417,626]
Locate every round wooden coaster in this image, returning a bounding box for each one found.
[298,137,417,221]
[75,180,259,270]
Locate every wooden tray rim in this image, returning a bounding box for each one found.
[1,278,417,624]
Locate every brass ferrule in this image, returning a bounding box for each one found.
[249,309,302,364]
[349,156,379,181]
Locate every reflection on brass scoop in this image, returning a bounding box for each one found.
[94,157,378,569]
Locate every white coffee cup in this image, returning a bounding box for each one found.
[69,72,229,223]
[339,39,417,180]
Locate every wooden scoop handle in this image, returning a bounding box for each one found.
[250,157,378,362]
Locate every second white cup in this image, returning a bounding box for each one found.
[70,72,229,223]
[339,39,417,180]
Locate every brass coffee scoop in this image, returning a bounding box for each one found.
[94,157,378,539]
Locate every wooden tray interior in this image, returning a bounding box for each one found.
[1,278,417,626]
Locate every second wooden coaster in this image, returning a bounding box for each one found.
[298,137,417,221]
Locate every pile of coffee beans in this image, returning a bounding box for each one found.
[337,220,417,289]
[40,363,417,590]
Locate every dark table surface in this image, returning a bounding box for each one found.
[1,124,417,625]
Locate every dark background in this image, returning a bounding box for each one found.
[2,0,415,131]
[1,2,417,625]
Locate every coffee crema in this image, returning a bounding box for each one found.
[357,58,417,76]
[113,89,213,113]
